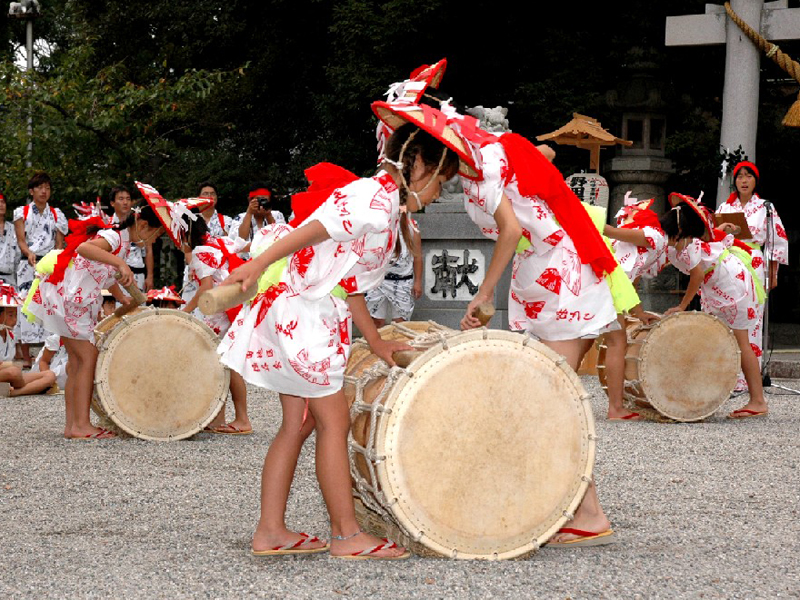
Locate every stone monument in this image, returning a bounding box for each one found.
[413,106,512,330]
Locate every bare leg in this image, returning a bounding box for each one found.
[730,328,768,415]
[9,370,56,397]
[541,338,593,372]
[307,391,406,558]
[62,338,112,438]
[18,343,32,367]
[223,371,252,432]
[371,317,385,329]
[603,316,640,420]
[540,337,613,543]
[251,393,322,551]
[0,366,27,390]
[548,481,612,542]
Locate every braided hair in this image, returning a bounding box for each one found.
[660,203,707,241]
[384,123,459,257]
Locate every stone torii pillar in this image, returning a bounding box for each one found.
[666,0,800,206]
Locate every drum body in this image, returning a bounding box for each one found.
[599,312,739,422]
[93,308,229,441]
[344,321,595,560]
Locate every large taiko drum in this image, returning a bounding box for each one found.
[344,321,595,560]
[598,311,740,422]
[92,308,229,441]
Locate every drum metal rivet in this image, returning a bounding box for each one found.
[451,549,458,559]
[581,475,591,483]
[563,511,574,520]
[492,552,499,560]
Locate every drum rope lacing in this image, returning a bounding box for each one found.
[345,322,453,537]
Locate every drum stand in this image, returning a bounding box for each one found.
[760,201,800,396]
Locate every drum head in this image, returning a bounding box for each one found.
[638,312,739,421]
[94,309,229,441]
[376,329,595,559]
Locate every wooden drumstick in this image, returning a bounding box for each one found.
[476,303,495,326]
[392,350,423,368]
[113,273,147,318]
[199,283,258,316]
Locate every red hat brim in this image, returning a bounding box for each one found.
[372,101,481,180]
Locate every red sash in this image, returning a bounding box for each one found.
[207,238,246,323]
[289,163,360,227]
[498,133,618,278]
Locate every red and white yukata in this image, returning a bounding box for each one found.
[667,234,760,331]
[188,236,247,337]
[610,208,667,283]
[219,172,400,398]
[715,194,788,370]
[27,230,129,342]
[461,141,617,340]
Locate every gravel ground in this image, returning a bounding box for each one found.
[1,377,799,600]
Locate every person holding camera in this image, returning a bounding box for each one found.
[230,182,286,253]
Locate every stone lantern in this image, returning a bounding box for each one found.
[604,54,675,218]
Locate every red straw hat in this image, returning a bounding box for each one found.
[146,286,185,304]
[134,182,214,248]
[372,100,481,180]
[668,192,713,239]
[385,59,447,104]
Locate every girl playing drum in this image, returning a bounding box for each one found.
[426,107,625,547]
[180,216,252,435]
[662,194,768,418]
[218,107,462,559]
[24,204,164,439]
[601,195,667,421]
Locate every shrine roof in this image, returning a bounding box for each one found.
[536,113,632,147]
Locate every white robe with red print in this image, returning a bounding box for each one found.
[667,235,760,332]
[27,230,129,342]
[218,172,400,397]
[188,236,247,337]
[611,226,668,282]
[461,142,617,340]
[716,195,788,365]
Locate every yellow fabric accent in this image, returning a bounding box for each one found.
[582,203,641,314]
[515,235,532,254]
[36,249,62,275]
[727,247,767,305]
[250,239,348,302]
[255,257,288,296]
[22,250,66,323]
[21,280,40,323]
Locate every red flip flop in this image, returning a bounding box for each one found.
[728,409,768,419]
[609,412,641,421]
[332,538,411,560]
[547,527,616,547]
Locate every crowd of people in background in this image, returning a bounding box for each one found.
[0,172,424,412]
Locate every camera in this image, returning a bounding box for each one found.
[257,196,271,209]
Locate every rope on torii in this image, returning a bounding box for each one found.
[724,1,800,126]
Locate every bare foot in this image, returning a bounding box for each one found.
[549,513,611,543]
[252,528,327,553]
[330,531,408,559]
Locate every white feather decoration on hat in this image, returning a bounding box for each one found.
[169,201,198,242]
